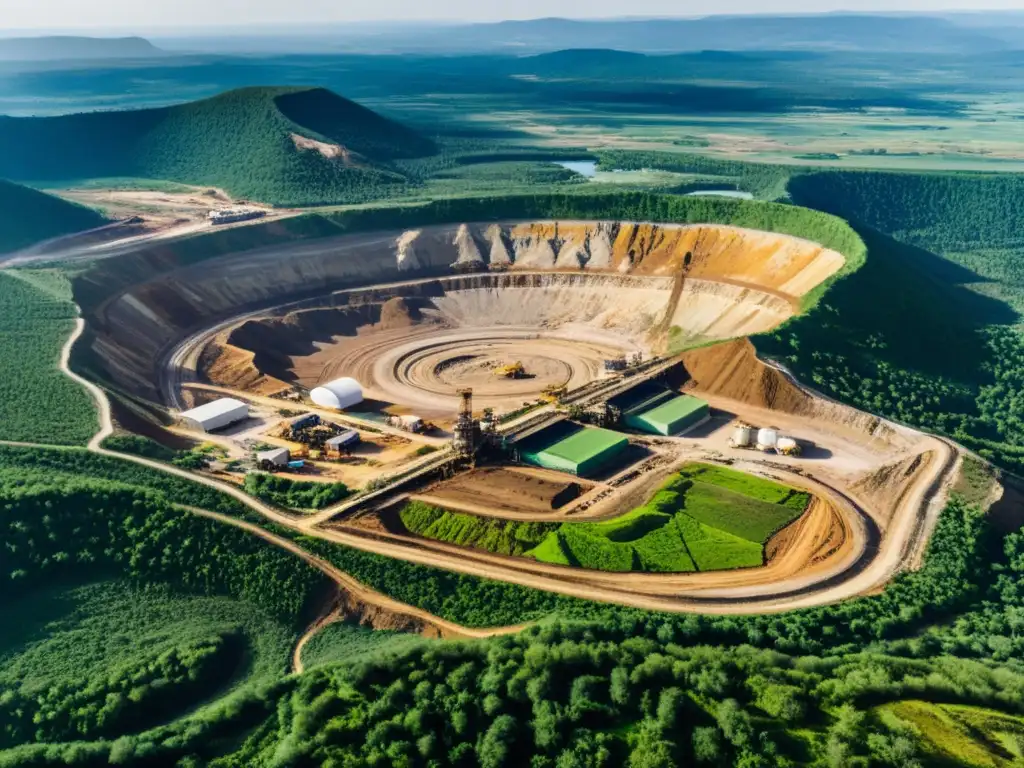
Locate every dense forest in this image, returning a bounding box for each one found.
[756,170,1024,473]
[243,472,350,510]
[0,271,98,445]
[0,180,105,254]
[0,87,437,206]
[6,489,1024,766]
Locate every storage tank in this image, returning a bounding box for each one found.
[729,425,753,448]
[310,378,364,410]
[756,428,779,451]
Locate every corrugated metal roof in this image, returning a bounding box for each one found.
[181,398,247,423]
[326,430,360,448]
[257,448,290,463]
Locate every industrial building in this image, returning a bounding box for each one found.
[518,421,629,477]
[257,447,290,470]
[310,378,364,410]
[612,383,710,436]
[326,430,361,452]
[180,398,249,432]
[288,413,320,431]
[208,207,265,225]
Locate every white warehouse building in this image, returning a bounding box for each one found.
[180,398,249,432]
[310,378,364,411]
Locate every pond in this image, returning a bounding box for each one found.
[556,161,598,178]
[684,189,755,200]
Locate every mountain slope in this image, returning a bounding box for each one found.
[0,36,163,61]
[0,87,436,206]
[0,180,106,255]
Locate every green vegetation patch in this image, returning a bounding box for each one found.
[0,180,105,254]
[243,472,350,510]
[299,622,433,672]
[0,580,296,748]
[877,700,1024,768]
[679,463,809,510]
[0,87,436,206]
[399,464,805,575]
[399,501,555,556]
[0,271,97,445]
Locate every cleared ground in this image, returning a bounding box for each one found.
[416,467,592,517]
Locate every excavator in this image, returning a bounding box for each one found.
[541,385,567,403]
[495,361,527,379]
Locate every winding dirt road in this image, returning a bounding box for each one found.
[29,302,961,658]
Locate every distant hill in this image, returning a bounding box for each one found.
[261,13,1014,55]
[0,36,164,61]
[0,87,437,206]
[0,180,106,254]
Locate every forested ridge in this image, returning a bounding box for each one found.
[757,169,1024,473]
[0,87,436,206]
[0,180,105,255]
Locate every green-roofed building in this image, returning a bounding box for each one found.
[625,393,710,436]
[519,423,630,477]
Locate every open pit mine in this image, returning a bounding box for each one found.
[79,219,960,615]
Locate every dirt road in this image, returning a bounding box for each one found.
[34,298,962,634]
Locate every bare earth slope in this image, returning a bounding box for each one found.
[79,221,843,403]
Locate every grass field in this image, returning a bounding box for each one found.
[399,463,807,574]
[877,700,1024,767]
[0,271,97,445]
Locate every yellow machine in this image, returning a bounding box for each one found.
[541,385,567,403]
[496,361,526,379]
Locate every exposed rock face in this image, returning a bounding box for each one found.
[450,224,485,269]
[396,230,422,271]
[76,220,844,404]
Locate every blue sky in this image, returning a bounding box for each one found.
[3,0,1024,32]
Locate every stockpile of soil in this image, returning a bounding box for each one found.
[379,296,422,330]
[849,453,932,531]
[680,339,909,446]
[421,467,591,516]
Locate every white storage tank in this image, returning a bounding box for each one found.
[730,425,753,448]
[310,378,364,410]
[757,428,779,451]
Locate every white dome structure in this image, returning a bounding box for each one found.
[310,378,364,410]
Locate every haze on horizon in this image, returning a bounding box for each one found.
[3,0,1024,33]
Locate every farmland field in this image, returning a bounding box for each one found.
[0,271,97,445]
[396,464,807,573]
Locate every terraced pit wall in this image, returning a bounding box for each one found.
[69,203,861,406]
